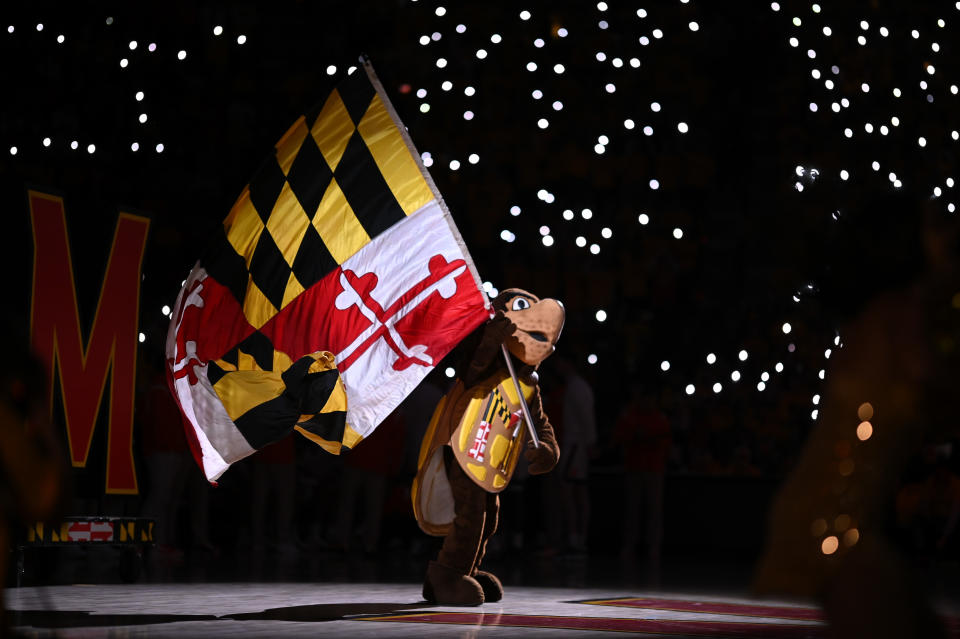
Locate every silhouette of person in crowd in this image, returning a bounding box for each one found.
[554,355,596,554]
[0,325,65,637]
[614,383,671,584]
[755,187,960,638]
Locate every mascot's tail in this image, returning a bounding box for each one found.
[412,392,456,537]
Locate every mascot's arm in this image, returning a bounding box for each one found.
[463,311,517,387]
[524,387,560,475]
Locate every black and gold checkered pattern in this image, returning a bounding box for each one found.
[484,388,512,425]
[24,518,155,545]
[202,63,436,331]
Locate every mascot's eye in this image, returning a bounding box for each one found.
[511,297,531,311]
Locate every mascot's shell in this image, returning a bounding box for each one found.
[412,370,535,536]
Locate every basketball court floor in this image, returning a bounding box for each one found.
[8,581,960,638]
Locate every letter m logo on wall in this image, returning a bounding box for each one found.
[29,191,150,494]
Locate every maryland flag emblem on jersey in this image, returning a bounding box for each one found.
[166,60,490,482]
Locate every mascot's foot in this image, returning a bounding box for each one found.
[423,560,484,606]
[472,569,503,602]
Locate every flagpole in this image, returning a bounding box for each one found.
[501,345,540,448]
[361,57,529,451]
[360,56,490,313]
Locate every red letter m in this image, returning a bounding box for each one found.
[29,191,150,494]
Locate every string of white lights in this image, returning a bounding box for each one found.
[3,15,250,159]
[407,3,712,372]
[773,2,957,417]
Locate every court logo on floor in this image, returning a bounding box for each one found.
[358,597,831,636]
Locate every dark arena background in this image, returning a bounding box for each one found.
[2,1,960,637]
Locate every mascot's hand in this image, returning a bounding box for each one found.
[523,388,559,475]
[524,436,559,475]
[465,311,517,386]
[484,310,517,346]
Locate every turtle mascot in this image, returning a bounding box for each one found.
[412,288,565,605]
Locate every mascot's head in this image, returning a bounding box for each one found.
[492,288,565,367]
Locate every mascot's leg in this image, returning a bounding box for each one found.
[423,450,486,605]
[471,492,504,602]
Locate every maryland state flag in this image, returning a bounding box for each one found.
[166,61,490,482]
